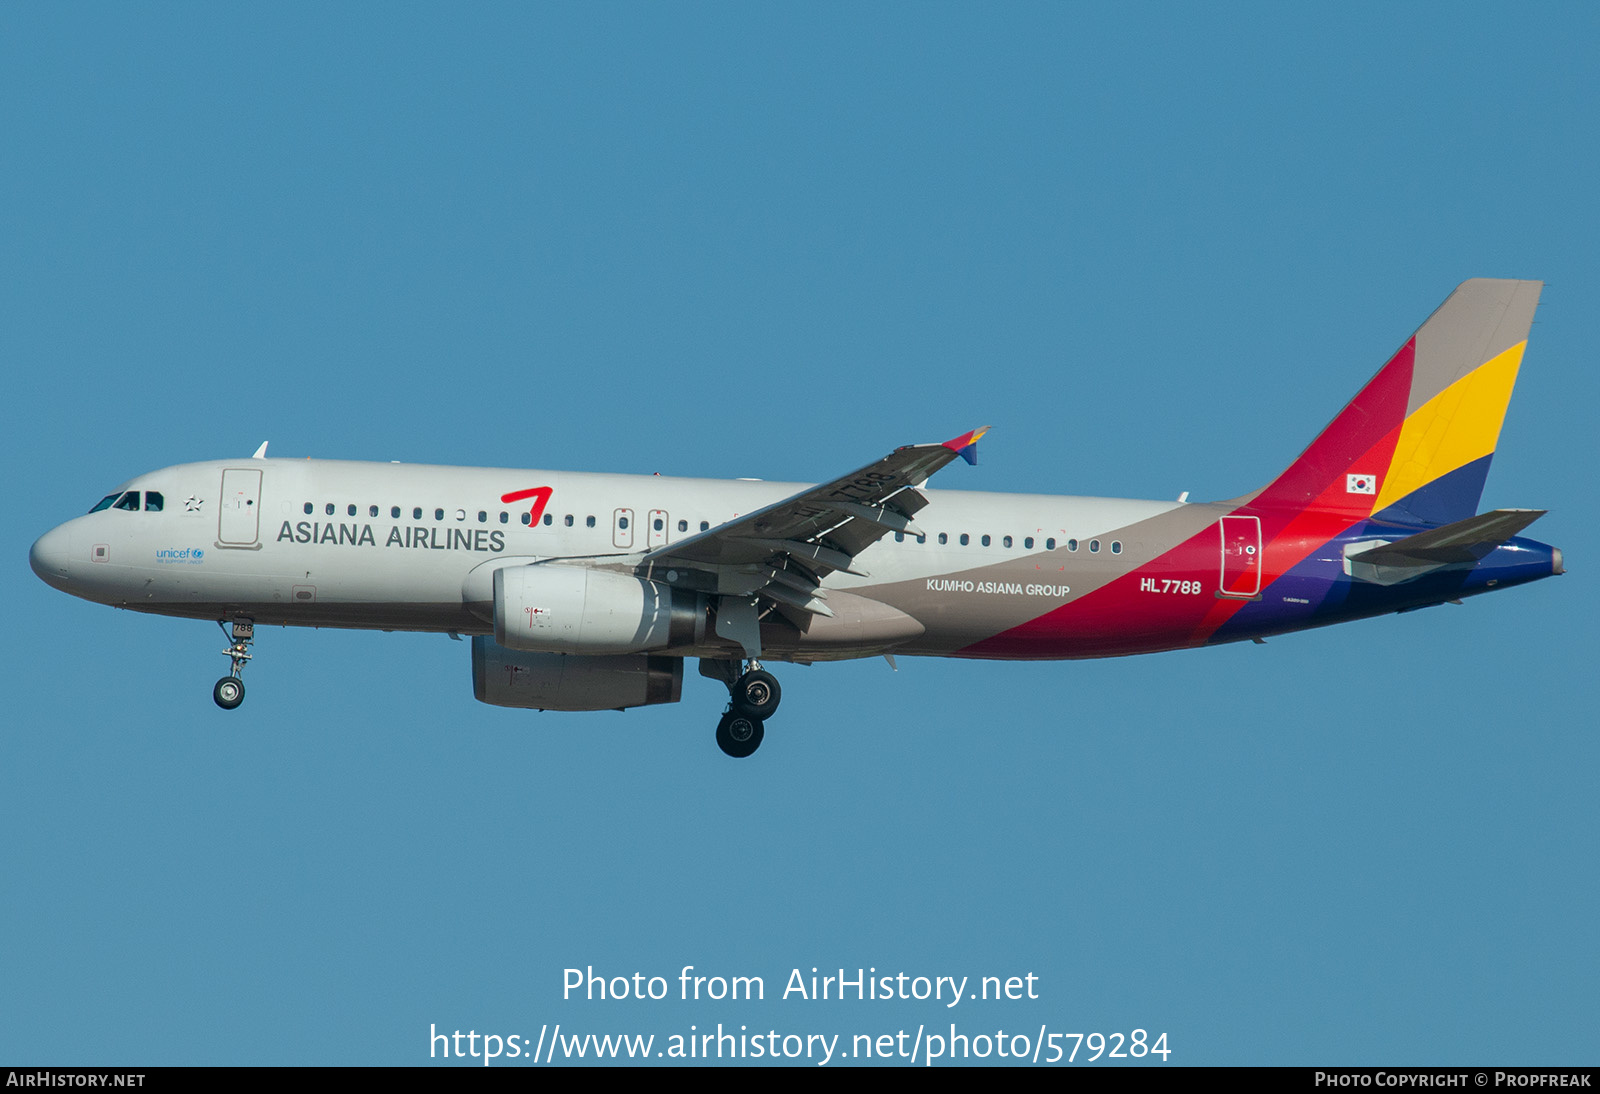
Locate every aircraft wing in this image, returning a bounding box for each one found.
[639,427,989,615]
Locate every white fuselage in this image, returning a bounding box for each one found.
[31,457,1185,659]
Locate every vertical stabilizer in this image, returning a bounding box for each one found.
[1248,279,1542,526]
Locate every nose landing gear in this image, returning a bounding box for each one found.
[711,660,783,758]
[213,618,254,710]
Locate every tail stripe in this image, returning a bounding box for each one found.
[1370,339,1525,518]
[1248,338,1414,515]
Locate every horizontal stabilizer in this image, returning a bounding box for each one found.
[1346,509,1545,585]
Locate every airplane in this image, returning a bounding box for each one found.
[30,279,1562,757]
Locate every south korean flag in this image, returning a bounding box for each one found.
[1346,473,1377,495]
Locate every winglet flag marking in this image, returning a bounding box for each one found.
[942,426,991,466]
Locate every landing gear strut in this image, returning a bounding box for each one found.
[213,618,254,710]
[711,659,782,758]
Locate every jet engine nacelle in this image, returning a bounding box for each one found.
[493,563,706,654]
[471,636,683,711]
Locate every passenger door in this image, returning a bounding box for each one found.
[217,469,263,547]
[1218,515,1261,598]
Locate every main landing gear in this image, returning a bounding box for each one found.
[712,661,783,758]
[213,618,254,710]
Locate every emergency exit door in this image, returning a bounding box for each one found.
[612,508,634,549]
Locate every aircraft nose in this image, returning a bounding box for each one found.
[29,525,73,590]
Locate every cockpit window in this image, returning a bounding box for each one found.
[144,491,164,512]
[112,491,141,512]
[88,493,120,513]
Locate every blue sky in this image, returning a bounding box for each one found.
[3,3,1596,1066]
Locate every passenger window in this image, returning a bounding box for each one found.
[653,517,663,532]
[1067,539,1078,551]
[1089,539,1100,553]
[894,532,905,543]
[1025,537,1034,549]
[144,492,164,512]
[500,512,508,524]
[346,504,355,517]
[478,511,487,523]
[677,519,688,532]
[960,534,970,546]
[916,534,926,544]
[414,507,423,520]
[588,516,598,528]
[1111,541,1122,554]
[565,514,574,527]
[304,502,314,515]
[699,521,709,531]
[1046,538,1056,550]
[938,533,948,545]
[981,534,991,547]
[391,506,401,519]
[618,516,630,530]
[543,513,553,526]
[89,493,121,513]
[1003,535,1012,548]
[369,505,379,518]
[455,509,466,521]
[435,508,445,521]
[521,512,531,525]
[114,492,141,512]
[325,503,335,515]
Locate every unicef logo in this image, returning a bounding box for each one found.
[192,549,204,560]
